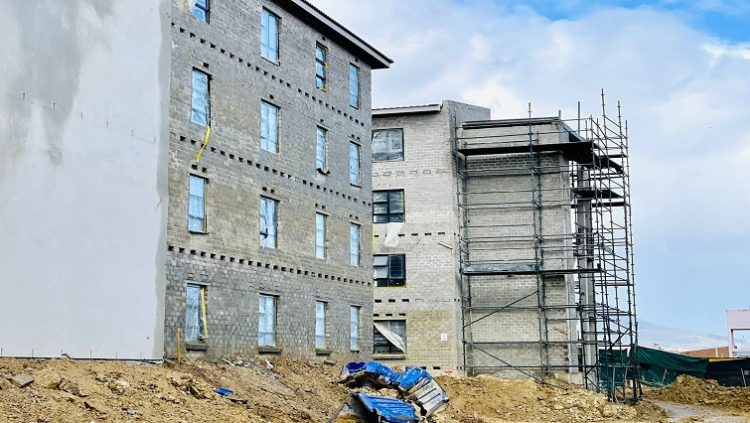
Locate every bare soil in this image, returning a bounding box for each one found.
[0,357,668,422]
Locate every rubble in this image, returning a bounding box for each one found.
[10,374,34,388]
[0,357,670,422]
[337,362,449,421]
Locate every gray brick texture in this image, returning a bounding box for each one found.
[164,0,376,361]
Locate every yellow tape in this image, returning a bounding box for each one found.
[199,287,209,339]
[195,124,212,163]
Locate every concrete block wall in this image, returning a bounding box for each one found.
[460,122,578,378]
[372,101,490,374]
[165,0,379,360]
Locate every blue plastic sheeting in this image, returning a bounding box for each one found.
[341,362,449,418]
[353,392,420,423]
[395,367,431,391]
[214,387,233,396]
[341,361,401,387]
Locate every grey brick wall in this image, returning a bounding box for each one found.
[164,0,379,361]
[372,101,490,374]
[373,103,578,378]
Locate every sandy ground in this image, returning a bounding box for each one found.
[0,357,741,422]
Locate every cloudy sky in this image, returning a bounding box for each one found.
[312,0,750,336]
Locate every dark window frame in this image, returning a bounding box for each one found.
[315,44,327,91]
[374,254,405,287]
[188,174,208,233]
[191,0,209,22]
[372,128,404,162]
[373,319,406,354]
[373,189,404,223]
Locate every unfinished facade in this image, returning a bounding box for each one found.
[0,0,170,359]
[165,0,391,360]
[372,98,638,401]
[371,102,490,374]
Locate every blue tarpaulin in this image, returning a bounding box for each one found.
[340,362,449,419]
[352,392,420,423]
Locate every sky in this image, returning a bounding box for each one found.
[311,0,750,337]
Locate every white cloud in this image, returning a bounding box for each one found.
[311,0,750,331]
[314,0,750,236]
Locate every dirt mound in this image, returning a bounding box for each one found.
[0,357,348,422]
[0,357,663,422]
[434,375,664,422]
[649,375,750,413]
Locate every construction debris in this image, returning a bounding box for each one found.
[337,392,419,423]
[10,374,34,388]
[0,357,672,422]
[337,362,449,421]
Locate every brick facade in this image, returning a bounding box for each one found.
[165,0,389,361]
[372,102,578,377]
[371,101,490,374]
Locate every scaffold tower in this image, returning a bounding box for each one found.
[454,91,639,402]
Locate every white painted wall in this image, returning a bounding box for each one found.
[727,309,750,358]
[0,0,170,359]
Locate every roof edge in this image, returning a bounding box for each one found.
[276,0,393,69]
[372,104,442,117]
[462,117,563,129]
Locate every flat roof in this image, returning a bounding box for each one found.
[274,0,392,69]
[372,104,442,117]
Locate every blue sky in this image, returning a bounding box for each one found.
[311,0,750,337]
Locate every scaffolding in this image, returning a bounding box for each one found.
[454,91,639,402]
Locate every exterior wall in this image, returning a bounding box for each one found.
[372,101,490,374]
[683,346,730,359]
[165,0,376,361]
[459,122,578,378]
[372,108,579,377]
[0,0,170,359]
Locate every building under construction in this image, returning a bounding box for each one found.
[371,94,639,401]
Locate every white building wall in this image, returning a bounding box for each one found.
[0,0,170,359]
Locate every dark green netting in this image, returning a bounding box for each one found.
[599,349,629,390]
[633,346,708,386]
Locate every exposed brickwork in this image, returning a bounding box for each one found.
[165,0,381,360]
[372,102,578,378]
[371,101,490,374]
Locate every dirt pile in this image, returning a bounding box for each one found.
[0,357,664,422]
[649,375,750,413]
[0,357,349,422]
[434,375,664,423]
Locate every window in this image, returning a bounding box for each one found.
[349,64,360,108]
[188,175,207,233]
[372,129,404,161]
[374,254,405,287]
[191,69,210,126]
[261,101,279,152]
[373,190,404,223]
[191,0,209,22]
[258,294,277,347]
[350,306,360,351]
[185,284,208,343]
[350,223,361,266]
[260,9,279,63]
[349,142,361,186]
[374,320,406,354]
[315,213,326,259]
[315,44,327,90]
[316,127,328,172]
[315,301,327,349]
[260,197,278,248]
